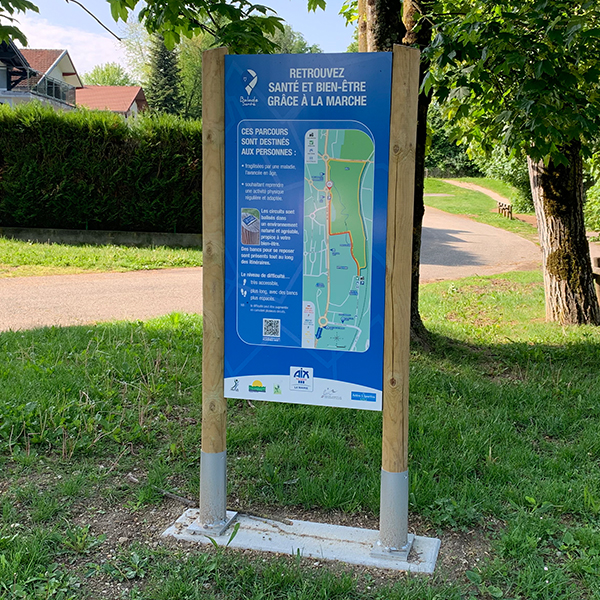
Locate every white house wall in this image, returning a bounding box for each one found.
[50,53,81,88]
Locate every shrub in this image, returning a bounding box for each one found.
[585,182,600,232]
[473,147,534,213]
[0,103,202,233]
[425,102,482,178]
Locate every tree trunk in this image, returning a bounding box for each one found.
[528,142,600,325]
[409,67,432,343]
[366,0,404,51]
[403,2,433,344]
[358,0,368,51]
[361,1,432,344]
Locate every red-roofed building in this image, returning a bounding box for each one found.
[0,41,82,109]
[76,86,148,117]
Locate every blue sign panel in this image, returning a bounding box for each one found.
[224,53,392,411]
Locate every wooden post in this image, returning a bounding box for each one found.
[196,46,233,533]
[376,44,420,556]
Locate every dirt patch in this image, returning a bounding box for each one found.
[2,463,495,597]
[434,523,495,580]
[63,496,493,597]
[515,213,538,227]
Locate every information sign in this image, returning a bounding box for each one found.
[224,53,392,410]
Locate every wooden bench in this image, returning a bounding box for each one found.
[593,258,600,301]
[497,201,513,220]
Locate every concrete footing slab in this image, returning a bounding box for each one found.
[163,509,440,574]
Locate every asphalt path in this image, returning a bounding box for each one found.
[0,268,203,331]
[420,206,541,282]
[0,208,543,331]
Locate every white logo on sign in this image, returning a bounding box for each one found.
[290,366,314,392]
[243,69,258,96]
[240,69,259,106]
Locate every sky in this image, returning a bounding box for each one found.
[15,0,355,75]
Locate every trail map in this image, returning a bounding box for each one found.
[302,128,374,352]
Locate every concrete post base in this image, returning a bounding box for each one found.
[163,509,440,574]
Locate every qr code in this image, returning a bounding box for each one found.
[263,318,280,338]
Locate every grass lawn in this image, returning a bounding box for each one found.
[452,177,520,203]
[1,271,600,598]
[0,238,203,278]
[424,179,538,242]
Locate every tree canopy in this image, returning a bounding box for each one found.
[268,23,321,54]
[0,0,37,45]
[145,34,184,115]
[82,62,136,86]
[1,0,284,52]
[424,0,600,165]
[107,0,284,53]
[1,0,329,53]
[178,33,212,120]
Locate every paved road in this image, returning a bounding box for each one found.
[0,268,203,331]
[420,206,541,282]
[0,209,543,331]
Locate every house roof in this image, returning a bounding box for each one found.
[75,86,149,114]
[19,49,62,74]
[19,48,83,88]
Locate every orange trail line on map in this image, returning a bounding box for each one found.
[310,131,371,330]
[329,231,361,276]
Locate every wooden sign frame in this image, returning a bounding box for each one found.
[197,44,421,558]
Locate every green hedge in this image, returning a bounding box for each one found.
[0,104,202,233]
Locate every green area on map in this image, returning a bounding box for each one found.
[303,129,374,352]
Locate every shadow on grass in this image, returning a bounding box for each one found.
[406,328,600,523]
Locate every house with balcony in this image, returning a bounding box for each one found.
[0,39,82,109]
